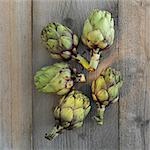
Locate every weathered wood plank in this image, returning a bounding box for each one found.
[0,1,32,150]
[118,0,150,149]
[33,0,119,150]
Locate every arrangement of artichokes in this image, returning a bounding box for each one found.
[41,22,90,70]
[34,8,124,141]
[92,67,123,125]
[45,90,91,140]
[81,9,115,71]
[34,62,85,95]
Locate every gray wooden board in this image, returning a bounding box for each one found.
[0,0,150,149]
[0,0,32,150]
[118,0,150,150]
[33,0,119,150]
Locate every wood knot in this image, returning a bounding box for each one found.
[78,132,86,140]
[135,117,150,128]
[63,18,74,28]
[140,1,144,7]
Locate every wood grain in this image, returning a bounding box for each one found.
[0,0,150,149]
[32,0,119,150]
[0,0,32,150]
[118,0,150,149]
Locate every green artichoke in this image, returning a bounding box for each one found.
[34,62,86,95]
[81,9,115,71]
[92,67,123,125]
[45,90,91,140]
[41,22,90,70]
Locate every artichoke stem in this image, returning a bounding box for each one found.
[94,105,105,125]
[45,125,63,141]
[72,54,90,71]
[89,49,102,71]
[75,73,86,82]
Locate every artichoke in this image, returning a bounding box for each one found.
[92,67,123,125]
[41,22,90,70]
[34,62,86,95]
[45,90,91,140]
[81,9,115,71]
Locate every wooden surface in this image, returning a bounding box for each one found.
[0,0,150,150]
[119,1,150,150]
[0,0,32,150]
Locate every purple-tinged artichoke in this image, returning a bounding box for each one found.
[41,22,90,70]
[92,67,123,125]
[45,90,91,140]
[34,62,85,95]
